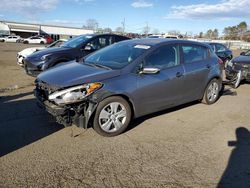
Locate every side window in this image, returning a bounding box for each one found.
[145,45,179,69]
[87,37,110,50]
[115,36,126,42]
[182,45,208,64]
[216,44,226,52]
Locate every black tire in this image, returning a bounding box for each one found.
[23,41,28,44]
[93,96,131,137]
[40,41,44,44]
[202,79,221,105]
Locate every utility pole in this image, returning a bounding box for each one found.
[144,22,149,37]
[121,18,125,34]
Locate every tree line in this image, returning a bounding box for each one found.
[83,19,250,42]
[196,21,249,42]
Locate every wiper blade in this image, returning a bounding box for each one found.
[92,63,112,70]
[84,61,111,70]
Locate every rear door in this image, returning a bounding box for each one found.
[135,44,185,115]
[180,44,210,102]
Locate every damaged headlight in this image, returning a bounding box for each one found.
[48,82,102,105]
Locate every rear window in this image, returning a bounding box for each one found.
[182,45,208,64]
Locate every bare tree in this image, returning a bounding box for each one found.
[103,28,112,33]
[115,27,123,34]
[143,25,150,36]
[167,30,180,36]
[83,19,99,32]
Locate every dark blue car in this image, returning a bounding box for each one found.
[35,39,223,136]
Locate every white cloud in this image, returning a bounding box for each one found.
[0,0,59,16]
[166,0,250,19]
[131,1,153,8]
[74,0,95,3]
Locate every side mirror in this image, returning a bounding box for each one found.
[140,67,160,74]
[240,52,246,56]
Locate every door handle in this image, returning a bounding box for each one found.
[176,72,183,78]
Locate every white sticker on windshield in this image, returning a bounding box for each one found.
[134,45,151,49]
[86,36,93,39]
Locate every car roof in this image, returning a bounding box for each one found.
[205,42,224,45]
[119,38,210,48]
[78,33,126,37]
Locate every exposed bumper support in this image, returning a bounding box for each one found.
[34,89,98,129]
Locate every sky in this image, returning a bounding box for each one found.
[0,0,250,35]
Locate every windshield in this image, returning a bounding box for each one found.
[47,40,66,48]
[244,50,250,56]
[84,41,150,69]
[61,35,93,48]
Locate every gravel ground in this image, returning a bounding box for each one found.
[0,43,250,188]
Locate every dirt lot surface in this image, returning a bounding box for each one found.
[0,43,250,188]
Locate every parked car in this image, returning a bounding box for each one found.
[225,50,250,88]
[148,35,164,38]
[24,34,130,76]
[3,35,21,43]
[17,39,68,66]
[34,39,223,137]
[206,42,233,67]
[23,36,47,44]
[0,34,9,42]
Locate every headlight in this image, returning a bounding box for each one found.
[41,54,51,61]
[48,82,103,105]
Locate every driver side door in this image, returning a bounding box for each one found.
[134,44,185,116]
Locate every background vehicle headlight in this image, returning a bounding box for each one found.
[48,83,102,105]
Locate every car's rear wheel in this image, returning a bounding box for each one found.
[23,41,28,44]
[202,79,221,105]
[40,41,44,44]
[93,96,131,137]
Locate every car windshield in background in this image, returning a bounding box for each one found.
[47,40,64,48]
[61,35,93,48]
[84,41,150,69]
[244,51,250,56]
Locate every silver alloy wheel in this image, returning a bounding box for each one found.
[207,82,219,102]
[99,102,127,133]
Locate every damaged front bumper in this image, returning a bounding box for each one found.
[225,62,250,88]
[34,89,98,129]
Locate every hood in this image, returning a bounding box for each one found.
[233,55,250,64]
[37,61,121,88]
[19,47,45,57]
[27,47,73,59]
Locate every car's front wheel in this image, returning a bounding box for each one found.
[202,79,221,105]
[93,96,131,137]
